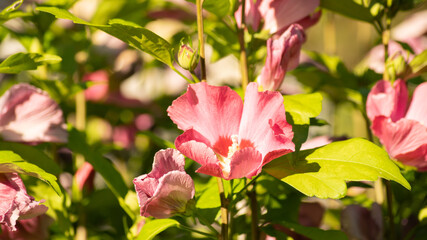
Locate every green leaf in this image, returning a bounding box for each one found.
[36,6,174,66]
[408,49,427,78]
[203,0,230,17]
[283,93,323,125]
[0,52,62,74]
[320,0,375,22]
[0,0,23,16]
[140,131,175,149]
[137,219,180,240]
[67,127,135,220]
[264,138,410,199]
[0,150,62,195]
[0,142,61,175]
[280,221,348,240]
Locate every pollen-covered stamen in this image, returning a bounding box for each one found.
[218,135,240,178]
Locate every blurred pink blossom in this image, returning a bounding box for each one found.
[235,0,320,33]
[0,214,53,240]
[367,80,427,170]
[341,204,383,240]
[0,173,48,231]
[365,41,415,74]
[168,82,294,180]
[83,70,109,102]
[258,24,306,91]
[0,83,67,143]
[392,9,427,53]
[133,149,195,218]
[301,136,333,150]
[113,125,136,149]
[135,114,154,131]
[74,162,95,192]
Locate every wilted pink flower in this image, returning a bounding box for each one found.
[235,0,320,33]
[74,162,95,192]
[133,148,195,218]
[167,82,295,180]
[258,24,306,91]
[0,214,53,240]
[0,173,48,231]
[0,84,67,143]
[83,70,109,102]
[367,80,427,170]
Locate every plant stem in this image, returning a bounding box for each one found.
[171,66,194,84]
[237,0,249,92]
[217,177,229,240]
[196,0,207,82]
[386,180,395,240]
[248,183,259,240]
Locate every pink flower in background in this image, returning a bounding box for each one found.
[83,70,109,102]
[168,82,294,180]
[235,0,320,33]
[0,173,48,231]
[0,84,67,143]
[0,214,53,240]
[258,24,306,91]
[75,162,95,192]
[392,9,427,54]
[367,80,427,170]
[113,125,136,149]
[133,148,195,218]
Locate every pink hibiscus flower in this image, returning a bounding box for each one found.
[0,83,67,143]
[235,0,320,33]
[167,82,295,180]
[0,173,48,231]
[367,80,427,170]
[133,148,195,219]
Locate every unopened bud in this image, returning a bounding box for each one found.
[178,43,198,71]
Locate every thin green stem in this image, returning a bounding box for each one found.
[235,175,261,197]
[178,224,217,239]
[196,0,207,82]
[171,66,194,84]
[237,0,249,92]
[195,212,220,236]
[248,183,259,240]
[216,177,229,240]
[190,71,200,82]
[385,180,395,240]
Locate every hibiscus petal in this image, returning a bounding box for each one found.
[260,0,319,33]
[239,82,294,165]
[167,82,242,145]
[366,80,408,122]
[228,147,263,180]
[175,129,223,178]
[0,84,67,143]
[149,149,185,179]
[133,175,159,216]
[372,116,427,169]
[144,171,195,219]
[406,82,427,126]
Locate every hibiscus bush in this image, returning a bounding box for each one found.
[1,0,427,239]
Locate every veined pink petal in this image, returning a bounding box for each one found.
[239,82,294,165]
[175,129,223,178]
[0,214,53,240]
[260,0,320,33]
[405,82,427,126]
[228,147,263,180]
[167,82,242,145]
[0,84,67,143]
[235,0,262,31]
[295,10,322,30]
[144,171,194,219]
[149,148,185,179]
[372,116,427,169]
[133,175,159,216]
[0,173,48,231]
[366,80,408,122]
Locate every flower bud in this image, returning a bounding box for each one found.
[177,42,198,71]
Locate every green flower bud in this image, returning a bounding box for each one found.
[178,43,198,71]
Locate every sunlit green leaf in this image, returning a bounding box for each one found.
[283,93,323,125]
[36,6,174,66]
[0,150,62,195]
[264,138,410,199]
[0,52,62,74]
[320,0,375,22]
[137,219,180,240]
